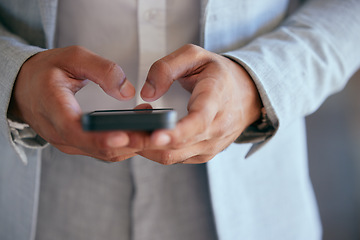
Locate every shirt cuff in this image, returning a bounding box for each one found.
[235,107,275,144]
[7,118,48,148]
[235,107,276,158]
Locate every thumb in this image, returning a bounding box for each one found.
[60,46,135,101]
[140,44,207,102]
[141,45,198,101]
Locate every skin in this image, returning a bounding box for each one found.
[9,44,262,164]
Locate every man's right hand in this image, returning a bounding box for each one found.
[8,46,141,162]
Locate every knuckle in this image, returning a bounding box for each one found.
[104,61,121,77]
[182,44,208,60]
[64,45,88,62]
[185,154,214,164]
[109,155,130,162]
[67,45,87,55]
[98,148,117,160]
[101,61,126,92]
[183,43,200,53]
[158,151,175,165]
[198,154,214,163]
[150,59,172,78]
[103,61,122,80]
[148,60,174,89]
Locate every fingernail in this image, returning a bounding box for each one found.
[119,81,135,98]
[141,81,155,99]
[107,134,127,148]
[154,133,171,146]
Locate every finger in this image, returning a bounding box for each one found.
[107,153,138,162]
[141,44,207,101]
[180,155,214,164]
[52,92,153,155]
[134,103,153,110]
[138,140,217,165]
[58,46,135,100]
[53,125,138,159]
[36,79,134,155]
[138,148,196,165]
[55,144,138,162]
[64,126,131,155]
[150,78,221,148]
[49,100,132,154]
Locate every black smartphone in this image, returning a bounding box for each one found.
[82,108,177,131]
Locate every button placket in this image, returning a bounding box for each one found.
[136,0,167,108]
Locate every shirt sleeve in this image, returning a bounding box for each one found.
[224,0,360,155]
[0,23,47,164]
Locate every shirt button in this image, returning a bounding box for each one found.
[143,9,165,26]
[144,9,158,21]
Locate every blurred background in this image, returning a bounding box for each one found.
[307,69,360,239]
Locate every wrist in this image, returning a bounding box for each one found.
[8,93,23,123]
[235,107,275,144]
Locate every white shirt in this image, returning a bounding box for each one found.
[47,3,219,240]
[57,0,201,119]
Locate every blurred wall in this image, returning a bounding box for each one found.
[307,69,360,240]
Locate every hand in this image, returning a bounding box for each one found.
[9,46,141,162]
[139,44,262,164]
